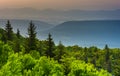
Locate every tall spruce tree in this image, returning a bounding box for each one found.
[5,20,13,41]
[46,33,55,57]
[26,21,37,53]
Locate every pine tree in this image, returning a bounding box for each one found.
[16,29,20,39]
[105,45,109,62]
[104,44,112,73]
[5,20,13,41]
[26,21,37,53]
[46,33,55,57]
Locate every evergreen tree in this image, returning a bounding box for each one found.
[16,29,20,39]
[26,21,37,53]
[5,20,13,41]
[105,45,110,62]
[46,33,55,57]
[104,44,112,73]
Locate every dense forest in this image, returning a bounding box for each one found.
[0,20,119,76]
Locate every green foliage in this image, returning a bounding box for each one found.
[68,60,112,76]
[26,21,37,52]
[22,54,36,71]
[0,41,111,76]
[0,53,64,76]
[29,50,40,59]
[0,21,118,75]
[54,41,65,62]
[0,41,14,68]
[0,53,22,76]
[5,20,13,41]
[61,56,76,75]
[0,29,7,43]
[46,33,55,57]
[32,56,64,76]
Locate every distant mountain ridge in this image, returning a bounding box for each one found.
[40,20,120,48]
[44,20,120,35]
[0,19,120,48]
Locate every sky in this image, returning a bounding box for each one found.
[0,0,120,10]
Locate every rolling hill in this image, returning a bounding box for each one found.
[40,20,120,48]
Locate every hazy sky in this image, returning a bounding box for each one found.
[0,0,120,10]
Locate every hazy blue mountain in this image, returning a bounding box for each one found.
[0,19,120,48]
[0,19,54,37]
[41,20,120,48]
[0,8,120,24]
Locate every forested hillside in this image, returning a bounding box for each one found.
[0,20,119,76]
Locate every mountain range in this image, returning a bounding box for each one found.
[40,20,120,48]
[0,19,120,48]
